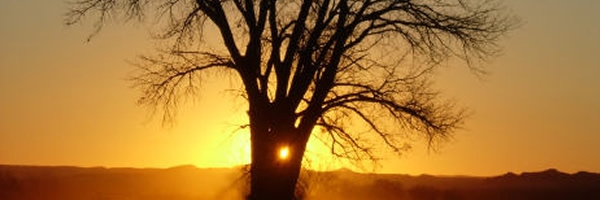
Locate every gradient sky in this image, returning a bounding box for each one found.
[1,0,599,176]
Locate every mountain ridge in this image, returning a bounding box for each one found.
[1,164,599,200]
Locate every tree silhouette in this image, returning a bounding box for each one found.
[67,0,516,199]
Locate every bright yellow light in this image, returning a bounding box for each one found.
[279,146,290,160]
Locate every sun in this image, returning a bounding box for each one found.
[279,146,290,160]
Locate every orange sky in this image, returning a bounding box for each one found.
[1,0,599,176]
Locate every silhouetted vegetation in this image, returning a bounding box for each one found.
[66,0,518,198]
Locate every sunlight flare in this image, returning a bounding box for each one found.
[279,146,290,160]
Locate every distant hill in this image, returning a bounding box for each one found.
[0,165,245,200]
[306,168,600,200]
[1,165,599,200]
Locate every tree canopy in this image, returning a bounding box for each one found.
[67,0,517,198]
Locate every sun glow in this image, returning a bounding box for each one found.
[222,126,346,171]
[279,146,290,160]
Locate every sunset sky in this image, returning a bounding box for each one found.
[1,0,599,176]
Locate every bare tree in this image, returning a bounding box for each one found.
[67,0,517,199]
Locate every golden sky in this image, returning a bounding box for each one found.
[1,0,599,176]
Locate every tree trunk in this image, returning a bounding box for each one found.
[247,127,309,200]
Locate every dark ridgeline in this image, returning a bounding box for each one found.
[306,168,600,200]
[0,165,244,200]
[1,165,599,200]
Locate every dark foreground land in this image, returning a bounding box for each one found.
[1,164,599,200]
